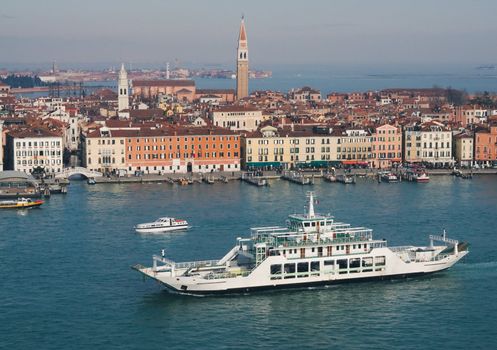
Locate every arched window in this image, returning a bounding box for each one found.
[244,52,247,59]
[240,52,243,59]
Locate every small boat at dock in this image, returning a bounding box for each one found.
[336,174,355,184]
[380,172,399,183]
[135,217,189,233]
[0,197,44,209]
[282,171,313,185]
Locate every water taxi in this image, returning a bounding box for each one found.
[134,193,468,295]
[0,198,44,209]
[135,217,189,233]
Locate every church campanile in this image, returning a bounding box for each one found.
[236,17,249,100]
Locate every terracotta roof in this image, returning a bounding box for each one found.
[9,127,62,138]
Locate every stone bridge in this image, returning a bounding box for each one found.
[55,167,103,179]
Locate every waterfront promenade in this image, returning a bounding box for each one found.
[82,168,497,184]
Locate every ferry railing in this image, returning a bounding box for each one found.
[173,259,221,269]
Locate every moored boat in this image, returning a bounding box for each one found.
[380,172,399,183]
[0,197,44,209]
[336,174,355,184]
[134,192,468,295]
[135,217,189,233]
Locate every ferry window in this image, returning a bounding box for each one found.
[337,259,348,269]
[284,263,295,274]
[358,244,361,249]
[297,262,309,273]
[324,260,334,266]
[349,258,360,269]
[310,261,320,272]
[362,257,373,267]
[353,244,356,249]
[320,221,325,226]
[375,256,386,266]
[311,222,316,227]
[326,221,332,225]
[270,265,282,275]
[311,248,315,253]
[304,222,310,227]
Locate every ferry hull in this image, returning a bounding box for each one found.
[136,249,468,295]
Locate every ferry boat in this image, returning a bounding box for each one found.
[135,217,189,233]
[0,197,44,209]
[134,193,468,294]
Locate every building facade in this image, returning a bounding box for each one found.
[0,120,3,171]
[371,124,402,169]
[6,128,63,174]
[337,129,373,166]
[236,17,249,100]
[453,132,474,167]
[404,122,453,166]
[82,128,127,174]
[83,127,241,174]
[474,125,497,166]
[210,106,262,132]
[242,125,340,169]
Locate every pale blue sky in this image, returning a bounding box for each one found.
[1,0,497,68]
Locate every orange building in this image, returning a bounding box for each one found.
[121,127,241,174]
[475,124,497,166]
[371,124,402,168]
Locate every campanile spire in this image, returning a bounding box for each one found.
[236,17,249,100]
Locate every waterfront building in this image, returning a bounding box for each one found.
[336,129,373,167]
[210,106,262,132]
[242,125,339,169]
[132,80,196,101]
[6,128,63,174]
[124,127,241,174]
[453,131,474,167]
[236,17,249,100]
[474,124,497,167]
[404,121,453,166]
[371,124,402,169]
[82,127,127,174]
[0,120,4,171]
[118,63,130,118]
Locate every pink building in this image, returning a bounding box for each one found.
[371,124,402,169]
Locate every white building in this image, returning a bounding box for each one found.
[118,63,130,118]
[404,121,453,166]
[81,127,126,174]
[7,128,63,174]
[210,106,262,132]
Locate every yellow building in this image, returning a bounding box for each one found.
[337,129,374,166]
[242,125,340,169]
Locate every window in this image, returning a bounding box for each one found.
[284,263,296,278]
[337,259,348,270]
[375,256,386,266]
[310,261,320,273]
[349,258,360,272]
[324,260,334,266]
[297,262,309,277]
[270,264,282,275]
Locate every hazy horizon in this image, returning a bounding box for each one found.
[1,0,497,69]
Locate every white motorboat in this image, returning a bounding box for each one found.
[134,192,468,295]
[135,217,189,233]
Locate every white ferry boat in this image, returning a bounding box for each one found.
[135,217,189,233]
[134,193,468,295]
